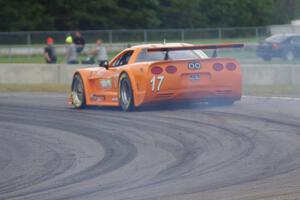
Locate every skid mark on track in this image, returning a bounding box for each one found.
[0,94,300,200]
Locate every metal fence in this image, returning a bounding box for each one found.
[0,26,271,63]
[0,27,271,46]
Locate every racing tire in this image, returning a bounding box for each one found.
[71,74,86,109]
[283,51,295,61]
[119,73,135,112]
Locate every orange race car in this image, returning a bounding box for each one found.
[70,43,244,111]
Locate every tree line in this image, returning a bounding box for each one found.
[0,0,299,31]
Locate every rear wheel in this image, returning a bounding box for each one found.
[119,73,135,112]
[71,74,86,109]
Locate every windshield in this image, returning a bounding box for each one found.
[136,49,208,62]
[265,35,288,43]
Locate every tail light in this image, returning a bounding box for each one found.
[226,63,237,71]
[166,65,177,74]
[272,43,279,50]
[213,63,224,71]
[151,66,163,74]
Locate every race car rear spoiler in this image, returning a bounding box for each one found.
[147,43,244,59]
[147,43,244,52]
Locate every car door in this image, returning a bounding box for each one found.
[290,36,300,57]
[95,51,134,104]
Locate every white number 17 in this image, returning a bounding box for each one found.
[150,76,165,92]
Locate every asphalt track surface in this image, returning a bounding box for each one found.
[1,93,300,200]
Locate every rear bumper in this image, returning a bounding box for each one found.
[135,87,241,107]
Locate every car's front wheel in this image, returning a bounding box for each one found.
[71,74,86,109]
[119,73,135,112]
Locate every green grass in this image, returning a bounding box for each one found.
[0,52,119,64]
[0,37,258,64]
[2,49,299,64]
[0,54,46,63]
[1,39,300,64]
[0,38,259,48]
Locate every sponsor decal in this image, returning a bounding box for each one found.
[97,70,106,76]
[100,79,112,89]
[89,69,106,78]
[90,94,105,102]
[112,97,118,102]
[113,73,120,88]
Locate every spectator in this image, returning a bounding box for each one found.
[73,31,85,53]
[65,36,78,64]
[87,39,108,65]
[43,37,57,64]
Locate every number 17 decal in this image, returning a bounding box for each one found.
[150,76,165,92]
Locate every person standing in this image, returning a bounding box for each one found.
[87,39,108,65]
[65,36,78,64]
[43,37,57,64]
[73,31,85,53]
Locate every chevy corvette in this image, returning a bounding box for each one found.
[70,43,243,111]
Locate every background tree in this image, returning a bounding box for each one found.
[0,0,299,31]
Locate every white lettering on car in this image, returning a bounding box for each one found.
[100,79,112,89]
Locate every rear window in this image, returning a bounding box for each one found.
[265,35,288,43]
[136,49,208,62]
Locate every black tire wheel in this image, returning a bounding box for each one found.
[119,73,135,112]
[71,74,86,109]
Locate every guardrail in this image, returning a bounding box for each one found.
[0,64,299,86]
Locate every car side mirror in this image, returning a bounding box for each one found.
[99,60,109,70]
